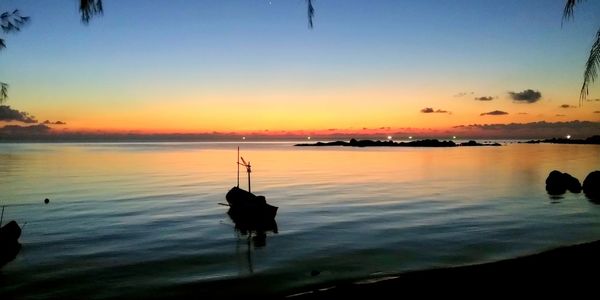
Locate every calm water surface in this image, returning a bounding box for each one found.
[0,142,599,298]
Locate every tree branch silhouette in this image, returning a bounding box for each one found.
[79,0,103,24]
[562,0,599,104]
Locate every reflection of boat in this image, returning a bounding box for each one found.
[228,206,278,248]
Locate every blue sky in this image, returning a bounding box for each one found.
[1,0,599,136]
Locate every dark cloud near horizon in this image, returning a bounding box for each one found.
[560,104,576,109]
[594,111,600,113]
[555,114,566,117]
[0,124,50,135]
[42,120,66,125]
[0,105,38,123]
[588,98,600,102]
[518,112,528,115]
[508,89,542,103]
[480,110,508,116]
[454,120,600,132]
[421,107,450,114]
[475,96,494,101]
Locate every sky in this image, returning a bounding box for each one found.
[1,0,599,139]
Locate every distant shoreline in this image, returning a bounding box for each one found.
[523,135,600,145]
[295,138,501,147]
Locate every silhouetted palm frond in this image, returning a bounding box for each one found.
[562,0,586,24]
[562,0,599,103]
[0,82,8,103]
[307,0,314,28]
[0,10,30,34]
[0,10,30,50]
[80,0,103,24]
[580,29,600,104]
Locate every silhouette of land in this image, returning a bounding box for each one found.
[524,135,600,145]
[284,239,600,298]
[295,138,501,147]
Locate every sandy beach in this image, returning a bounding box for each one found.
[286,239,600,298]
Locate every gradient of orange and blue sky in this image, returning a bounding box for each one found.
[1,0,599,139]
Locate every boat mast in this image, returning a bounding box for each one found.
[247,162,251,193]
[237,147,240,188]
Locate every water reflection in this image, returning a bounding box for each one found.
[228,208,278,247]
[229,207,278,274]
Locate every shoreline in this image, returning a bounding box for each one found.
[284,239,600,298]
[295,139,501,147]
[523,135,600,145]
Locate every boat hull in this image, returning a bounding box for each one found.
[225,187,278,220]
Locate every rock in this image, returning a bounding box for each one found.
[583,171,600,200]
[545,170,581,195]
[564,173,582,193]
[546,170,567,195]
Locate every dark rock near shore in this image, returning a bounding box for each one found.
[583,171,600,200]
[545,170,581,195]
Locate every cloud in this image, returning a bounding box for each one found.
[560,104,576,109]
[594,111,600,114]
[480,110,509,116]
[0,105,38,123]
[453,92,473,98]
[555,114,566,117]
[451,120,600,138]
[475,96,494,101]
[42,120,67,125]
[454,120,599,131]
[421,107,450,114]
[588,98,600,102]
[518,112,529,115]
[0,124,51,135]
[508,89,542,103]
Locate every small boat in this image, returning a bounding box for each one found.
[0,220,22,268]
[225,147,278,222]
[226,186,278,221]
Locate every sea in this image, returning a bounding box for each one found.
[0,142,599,298]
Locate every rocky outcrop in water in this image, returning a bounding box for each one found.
[525,135,600,145]
[583,171,600,200]
[545,170,582,195]
[296,139,501,147]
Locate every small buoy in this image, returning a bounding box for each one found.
[44,198,49,204]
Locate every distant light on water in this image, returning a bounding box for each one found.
[307,136,311,140]
[387,136,392,140]
[453,136,457,139]
[408,136,413,139]
[566,135,571,139]
[242,137,246,140]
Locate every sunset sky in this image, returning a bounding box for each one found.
[1,0,599,139]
